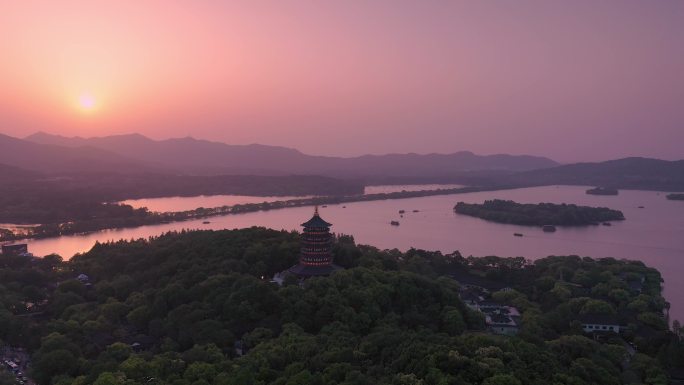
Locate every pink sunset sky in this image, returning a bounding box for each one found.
[0,1,682,162]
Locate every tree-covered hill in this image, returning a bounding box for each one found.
[0,228,681,385]
[508,157,684,192]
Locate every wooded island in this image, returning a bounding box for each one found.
[454,200,625,227]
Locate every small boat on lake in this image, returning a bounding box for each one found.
[602,222,612,226]
[542,225,556,232]
[202,221,211,224]
[413,210,419,213]
[398,210,405,214]
[390,221,400,226]
[514,233,523,237]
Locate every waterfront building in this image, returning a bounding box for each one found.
[1,243,29,256]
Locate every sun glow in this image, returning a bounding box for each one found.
[77,93,97,112]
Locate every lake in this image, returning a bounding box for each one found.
[119,184,466,212]
[23,185,684,322]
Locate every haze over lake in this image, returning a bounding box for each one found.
[120,194,315,213]
[363,184,465,194]
[24,185,684,322]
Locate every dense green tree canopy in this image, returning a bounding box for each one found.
[0,228,680,385]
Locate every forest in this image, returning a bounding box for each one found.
[0,228,682,385]
[454,200,625,227]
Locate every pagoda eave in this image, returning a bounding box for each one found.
[288,263,342,277]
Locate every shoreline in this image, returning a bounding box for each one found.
[3,182,679,243]
[2,184,530,243]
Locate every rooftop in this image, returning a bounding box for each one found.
[487,314,517,327]
[301,206,332,228]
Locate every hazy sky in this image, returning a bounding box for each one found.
[1,1,682,162]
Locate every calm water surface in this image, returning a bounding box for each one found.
[121,184,466,212]
[25,186,684,321]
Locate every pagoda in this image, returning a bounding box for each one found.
[287,206,341,277]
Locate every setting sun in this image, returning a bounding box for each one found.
[77,93,97,112]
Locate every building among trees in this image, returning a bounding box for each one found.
[580,314,621,334]
[288,206,341,277]
[1,243,29,256]
[272,206,341,284]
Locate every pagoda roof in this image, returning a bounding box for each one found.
[301,207,332,227]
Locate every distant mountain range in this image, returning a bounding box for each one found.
[0,133,164,174]
[21,132,559,177]
[509,157,684,191]
[2,132,682,192]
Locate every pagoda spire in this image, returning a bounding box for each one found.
[314,205,319,216]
